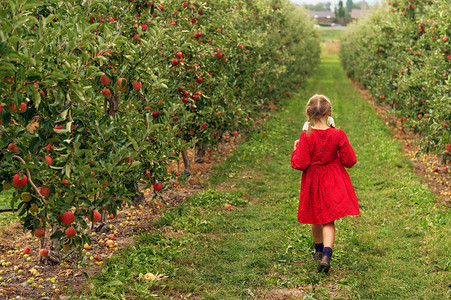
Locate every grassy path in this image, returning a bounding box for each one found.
[80,34,450,299]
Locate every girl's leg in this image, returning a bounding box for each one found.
[323,221,335,248]
[311,224,323,244]
[318,221,335,273]
[311,224,324,260]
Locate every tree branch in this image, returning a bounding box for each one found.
[12,155,49,209]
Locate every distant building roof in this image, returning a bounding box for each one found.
[351,9,366,18]
[310,11,335,19]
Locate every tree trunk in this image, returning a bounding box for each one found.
[195,142,205,163]
[181,149,191,175]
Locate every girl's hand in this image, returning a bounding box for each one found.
[294,140,299,150]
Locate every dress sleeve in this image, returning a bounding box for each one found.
[338,129,357,168]
[291,132,311,171]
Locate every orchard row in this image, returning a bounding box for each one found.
[340,0,450,158]
[0,0,320,254]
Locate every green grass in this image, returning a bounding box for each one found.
[320,28,343,41]
[73,44,450,299]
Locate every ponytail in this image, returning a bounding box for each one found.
[306,118,312,137]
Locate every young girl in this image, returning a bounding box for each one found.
[291,94,359,273]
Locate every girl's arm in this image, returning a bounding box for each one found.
[338,129,357,168]
[291,133,311,171]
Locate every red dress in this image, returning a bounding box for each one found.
[291,128,359,224]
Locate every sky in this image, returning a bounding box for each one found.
[290,0,380,9]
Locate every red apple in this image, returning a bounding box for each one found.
[172,59,179,66]
[39,186,50,198]
[152,111,158,118]
[23,247,31,254]
[225,204,232,210]
[443,36,449,42]
[61,179,70,186]
[13,173,27,187]
[153,182,163,191]
[39,248,49,257]
[232,131,238,136]
[238,44,243,49]
[18,102,27,113]
[201,123,206,129]
[117,78,127,92]
[9,102,16,111]
[101,75,111,85]
[108,234,115,240]
[141,24,148,30]
[132,81,142,91]
[7,143,19,152]
[446,144,451,151]
[182,97,188,103]
[61,211,74,225]
[43,144,53,152]
[134,33,140,40]
[88,209,101,222]
[34,228,45,238]
[196,77,203,83]
[65,226,76,237]
[433,168,438,172]
[45,156,53,166]
[176,51,183,58]
[102,88,111,98]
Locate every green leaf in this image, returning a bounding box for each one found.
[130,160,142,169]
[23,2,45,10]
[82,271,90,279]
[60,108,70,121]
[65,193,75,204]
[29,137,41,153]
[70,84,85,101]
[129,137,138,151]
[50,230,63,239]
[54,121,72,134]
[65,164,71,178]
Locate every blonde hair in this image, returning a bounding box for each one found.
[305,94,332,137]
